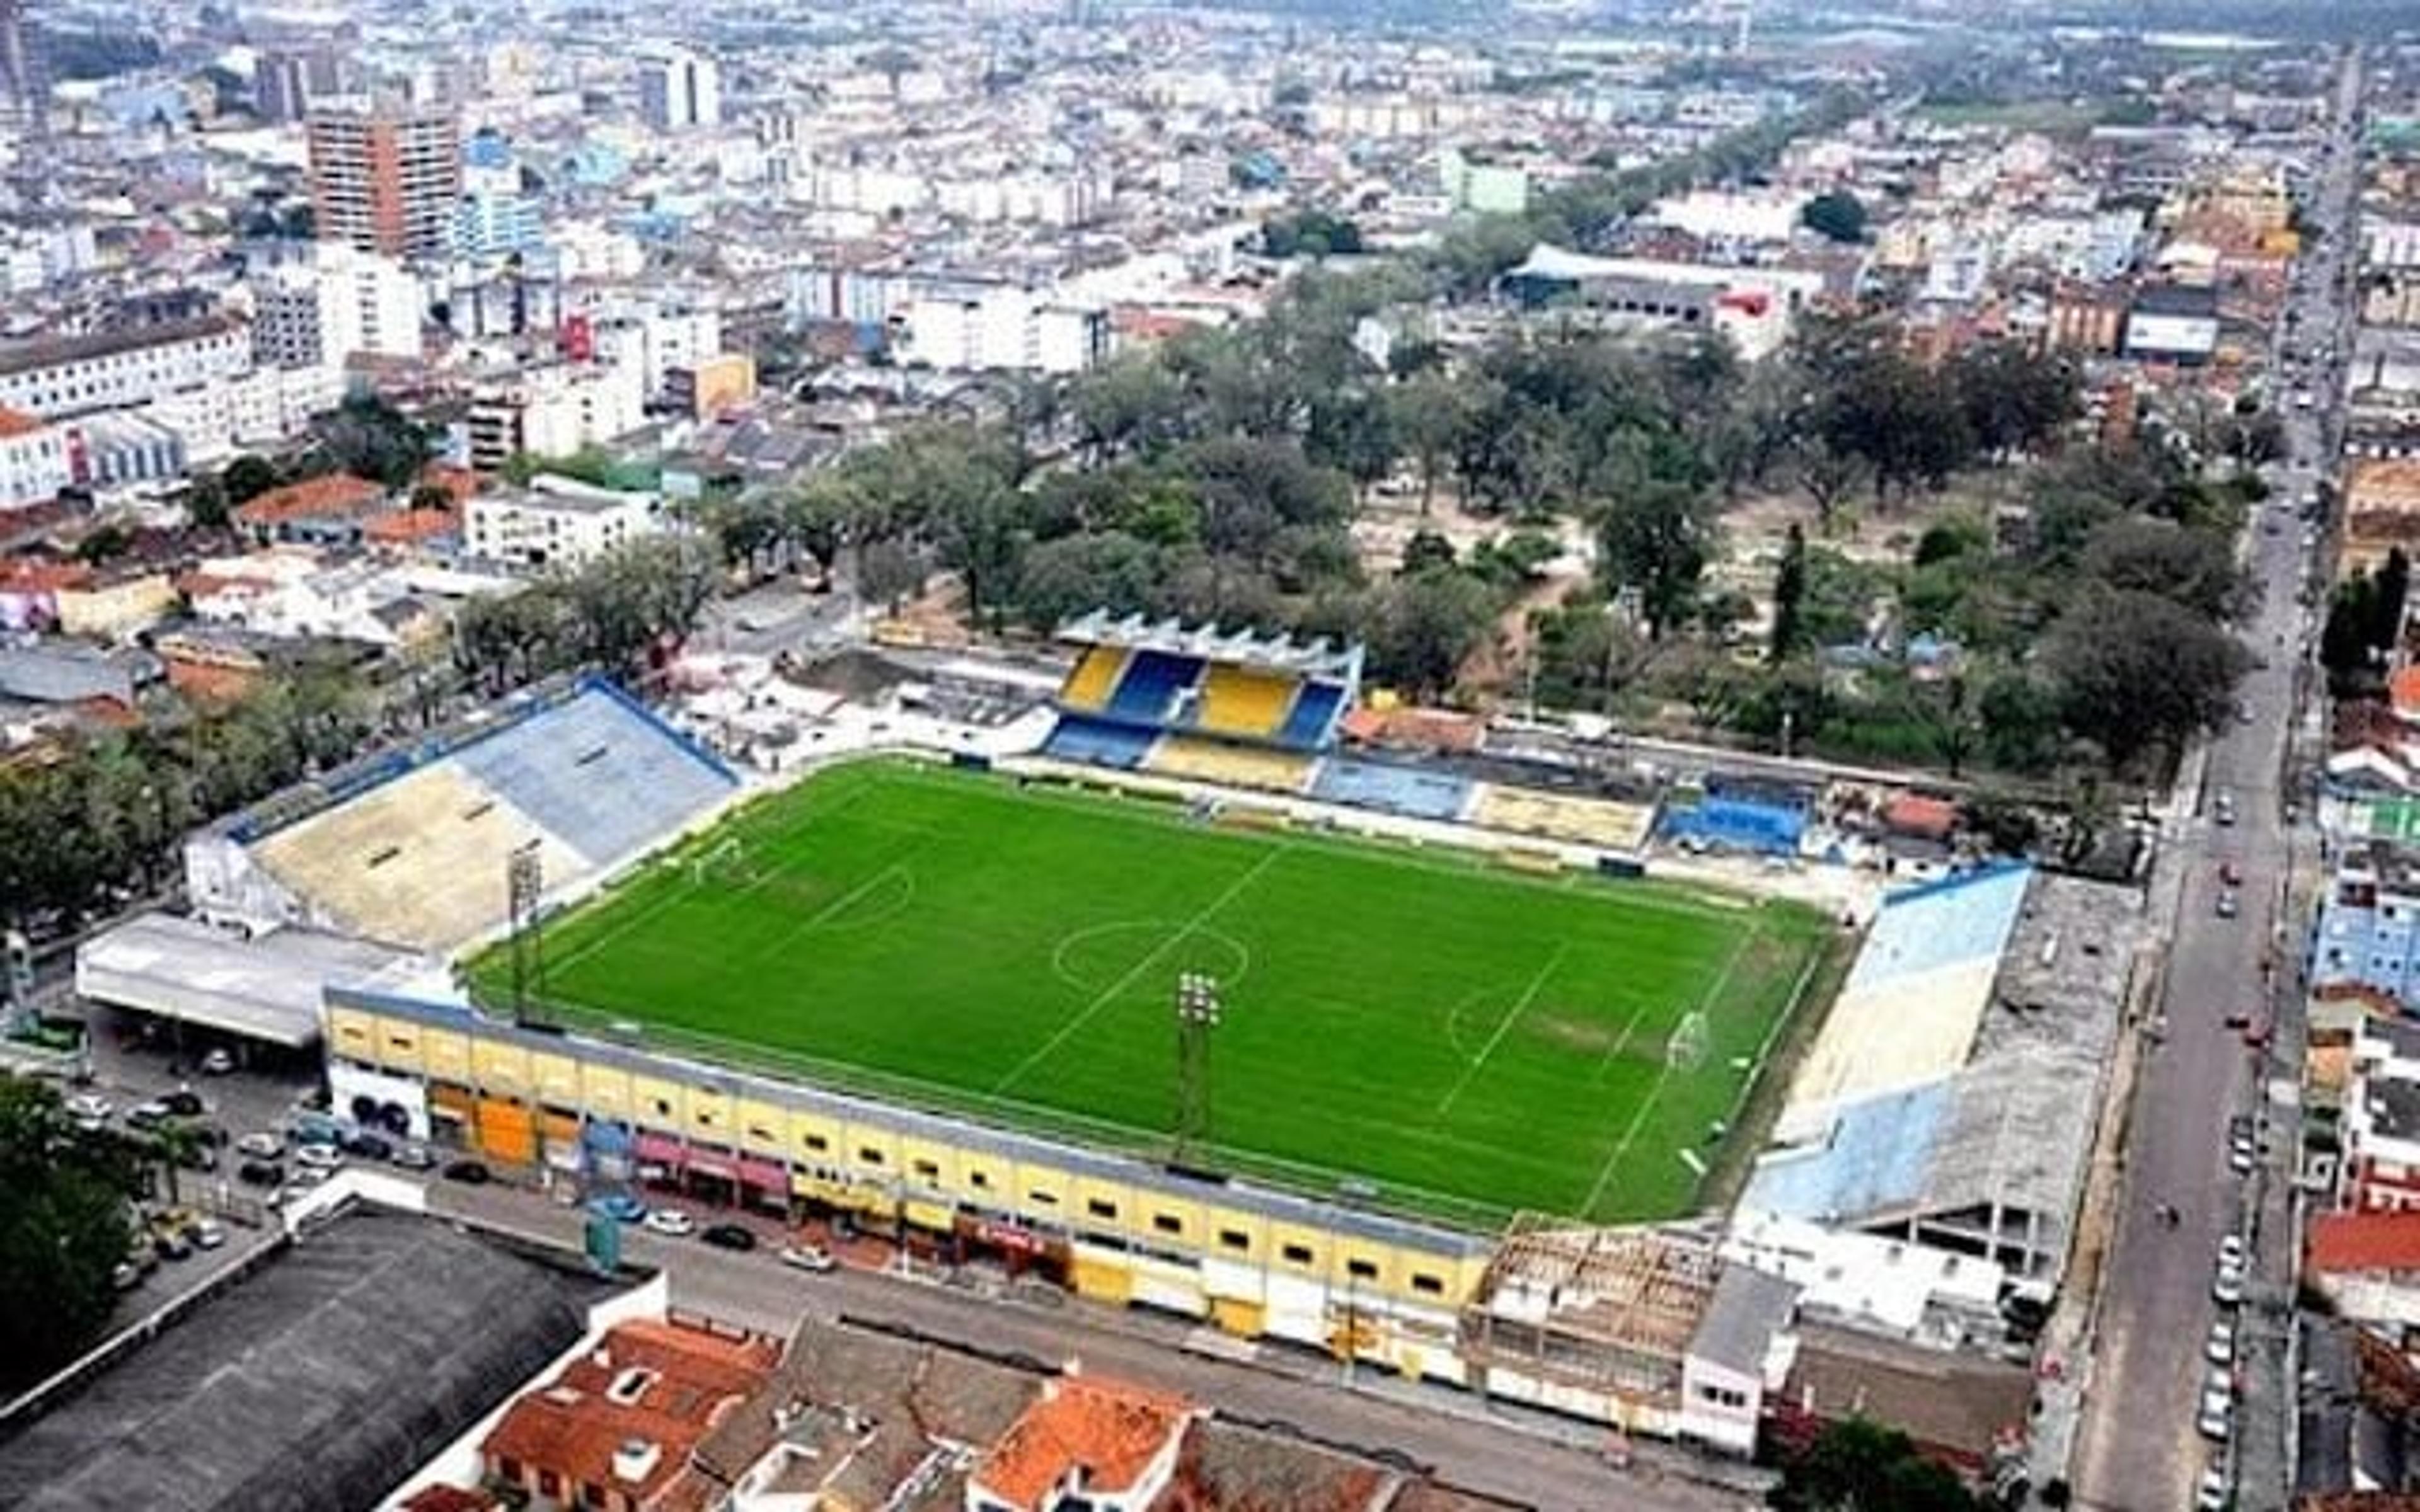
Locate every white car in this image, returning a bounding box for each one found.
[2213,1266,2245,1307]
[286,1166,330,1190]
[236,1132,283,1159]
[199,1048,235,1075]
[778,1242,836,1273]
[2198,1388,2233,1441]
[292,1143,344,1171]
[2218,1234,2247,1271]
[192,1219,226,1250]
[64,1094,112,1122]
[2228,1140,2256,1174]
[2198,1467,2230,1510]
[2206,1320,2235,1366]
[642,1209,696,1237]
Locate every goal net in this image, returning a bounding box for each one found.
[1666,1010,1711,1072]
[691,837,747,886]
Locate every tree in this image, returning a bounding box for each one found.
[306,394,432,489]
[1368,569,1497,699]
[0,1076,137,1395]
[2376,546,2412,653]
[222,453,281,506]
[1011,531,1162,629]
[2323,575,2382,685]
[1800,189,1869,244]
[1389,370,1470,513]
[2078,516,2244,620]
[1950,341,2079,461]
[1770,1418,1978,1512]
[1770,523,1808,662]
[1791,435,1867,534]
[2043,589,2246,768]
[1598,479,1713,639]
[1401,530,1458,575]
[185,472,231,530]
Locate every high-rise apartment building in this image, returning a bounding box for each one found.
[0,0,45,138]
[637,46,720,134]
[306,101,463,261]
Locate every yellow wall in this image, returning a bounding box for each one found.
[332,1002,1484,1309]
[57,574,176,639]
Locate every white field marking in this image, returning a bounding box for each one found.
[991,845,1289,1096]
[1591,1000,1657,1086]
[752,862,917,962]
[1434,943,1570,1117]
[1579,922,1760,1217]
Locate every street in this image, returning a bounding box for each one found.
[2069,50,2360,1512]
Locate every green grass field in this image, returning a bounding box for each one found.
[486,760,1829,1228]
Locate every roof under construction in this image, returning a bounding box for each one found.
[1459,1219,1727,1403]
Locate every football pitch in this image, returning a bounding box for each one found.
[489,760,1833,1227]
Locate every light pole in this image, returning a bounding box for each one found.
[1174,973,1220,1167]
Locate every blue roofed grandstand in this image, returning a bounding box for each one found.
[1656,777,1812,856]
[1739,863,2133,1281]
[185,677,739,953]
[1308,757,1473,823]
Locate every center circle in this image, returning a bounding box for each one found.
[1052,920,1252,994]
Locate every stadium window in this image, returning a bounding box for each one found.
[969,1169,993,1189]
[1086,1198,1119,1222]
[804,1133,829,1153]
[858,1147,885,1166]
[652,1097,673,1118]
[1028,1188,1059,1207]
[1152,1213,1184,1236]
[1346,1257,1379,1281]
[1411,1273,1446,1296]
[1281,1242,1315,1267]
[1218,1228,1251,1252]
[913,1159,940,1181]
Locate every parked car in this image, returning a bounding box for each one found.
[643,1209,696,1237]
[64,1094,112,1123]
[2206,1320,2234,1367]
[779,1243,836,1273]
[591,1193,646,1223]
[151,1229,191,1262]
[287,1166,331,1191]
[441,1159,492,1185]
[236,1131,283,1159]
[391,1145,436,1171]
[2218,1234,2247,1271]
[701,1222,757,1252]
[192,1219,226,1250]
[2215,890,2238,920]
[2197,1467,2230,1511]
[292,1143,343,1171]
[111,1259,144,1292]
[340,1131,394,1162]
[125,1100,173,1130]
[237,1159,284,1187]
[2213,1266,2245,1307]
[161,1089,204,1118]
[2197,1389,2232,1441]
[199,1048,235,1075]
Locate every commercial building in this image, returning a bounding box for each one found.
[250,243,425,368]
[2121,283,2221,365]
[307,101,464,260]
[464,475,663,571]
[2344,1016,2420,1214]
[890,287,1109,374]
[0,403,70,509]
[462,362,645,471]
[637,45,720,134]
[0,316,251,421]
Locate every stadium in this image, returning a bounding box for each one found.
[83,613,2131,1452]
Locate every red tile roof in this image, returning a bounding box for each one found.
[233,473,386,527]
[365,503,459,545]
[974,1375,1194,1512]
[1882,794,1960,842]
[0,405,46,440]
[481,1321,778,1512]
[2309,1211,2420,1274]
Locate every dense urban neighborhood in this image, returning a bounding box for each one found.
[1,3,2417,1511]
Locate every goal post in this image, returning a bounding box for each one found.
[1666,1009,1711,1073]
[691,836,746,885]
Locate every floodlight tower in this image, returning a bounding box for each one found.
[507,840,547,1026]
[1173,973,1221,1166]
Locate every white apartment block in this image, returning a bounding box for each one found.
[464,474,662,571]
[893,290,1108,375]
[637,45,720,134]
[251,244,425,369]
[463,362,645,472]
[148,364,345,464]
[585,303,721,404]
[0,406,72,510]
[0,317,252,421]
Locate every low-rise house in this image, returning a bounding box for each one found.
[2308,1211,2420,1331]
[232,472,389,549]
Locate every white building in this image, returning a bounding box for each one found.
[250,244,425,369]
[1646,188,1806,247]
[464,474,662,571]
[892,288,1108,375]
[637,45,720,134]
[462,362,645,471]
[585,301,720,405]
[147,364,346,464]
[0,405,72,510]
[0,316,252,421]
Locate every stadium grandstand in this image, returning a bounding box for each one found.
[1738,865,2136,1281]
[183,677,737,954]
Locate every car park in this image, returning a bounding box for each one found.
[442,1159,492,1185]
[701,1223,757,1252]
[778,1243,836,1273]
[643,1209,696,1237]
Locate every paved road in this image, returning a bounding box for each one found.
[2070,52,2360,1512]
[421,1181,1754,1512]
